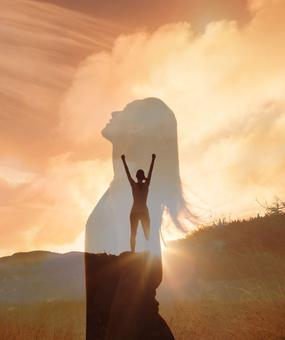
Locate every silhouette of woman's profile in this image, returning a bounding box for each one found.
[84,97,195,340]
[121,153,156,252]
[85,97,194,256]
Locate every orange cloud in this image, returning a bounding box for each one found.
[0,0,120,170]
[60,0,285,220]
[0,156,112,256]
[0,0,118,255]
[2,0,285,255]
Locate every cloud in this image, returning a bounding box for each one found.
[41,0,250,32]
[0,0,120,170]
[0,0,119,254]
[60,0,285,219]
[0,155,112,255]
[2,0,285,254]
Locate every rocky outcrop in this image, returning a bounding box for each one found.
[85,251,175,340]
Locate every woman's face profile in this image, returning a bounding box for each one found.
[101,103,147,142]
[101,99,171,145]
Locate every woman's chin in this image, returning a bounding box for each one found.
[101,125,112,141]
[102,126,124,143]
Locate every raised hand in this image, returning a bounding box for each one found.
[147,154,156,183]
[121,154,126,161]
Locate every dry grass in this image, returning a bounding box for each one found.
[1,298,285,340]
[1,209,284,339]
[0,302,85,340]
[161,301,285,340]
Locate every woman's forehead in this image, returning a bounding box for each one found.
[124,101,141,112]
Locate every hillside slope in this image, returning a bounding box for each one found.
[1,212,284,304]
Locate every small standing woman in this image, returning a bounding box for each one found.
[121,153,156,252]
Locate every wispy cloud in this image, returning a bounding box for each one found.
[0,0,120,169]
[60,0,285,219]
[0,0,120,254]
[1,0,285,255]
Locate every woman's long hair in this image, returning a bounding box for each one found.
[113,97,196,234]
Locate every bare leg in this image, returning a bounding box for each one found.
[130,213,139,252]
[141,211,150,251]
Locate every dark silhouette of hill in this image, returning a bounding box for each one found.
[164,212,285,290]
[0,251,85,303]
[1,211,284,305]
[179,211,285,254]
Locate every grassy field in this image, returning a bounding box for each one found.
[1,299,285,340]
[0,302,85,340]
[162,300,285,340]
[1,205,284,339]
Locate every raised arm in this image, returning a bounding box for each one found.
[121,154,134,184]
[146,154,156,184]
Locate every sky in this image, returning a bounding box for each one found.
[0,0,285,256]
[40,0,250,31]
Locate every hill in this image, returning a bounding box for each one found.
[0,211,284,304]
[1,212,285,339]
[0,251,85,303]
[162,210,285,300]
